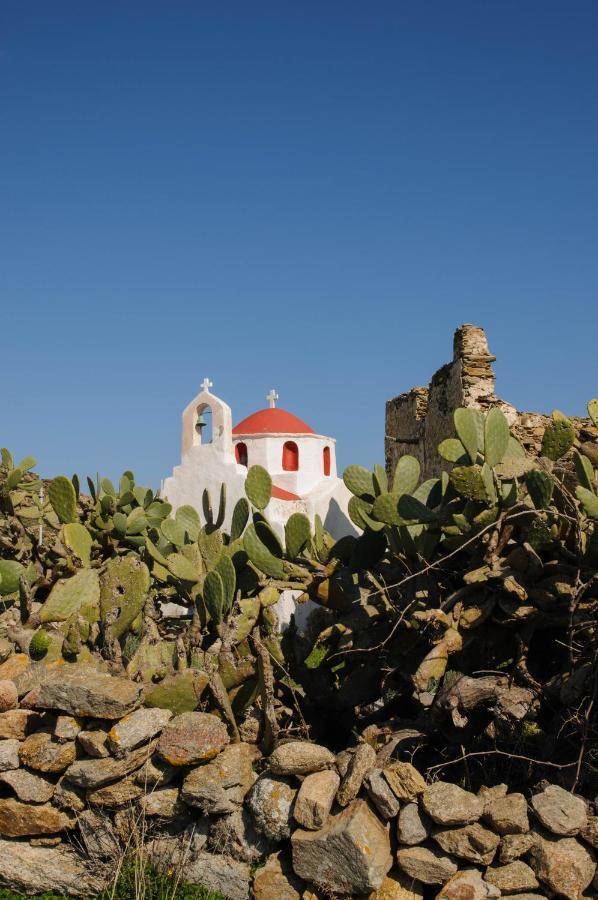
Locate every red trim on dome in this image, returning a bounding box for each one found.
[271,485,300,501]
[233,408,314,435]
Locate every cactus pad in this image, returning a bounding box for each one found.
[48,476,78,524]
[285,512,311,558]
[392,455,421,494]
[245,465,272,510]
[40,568,100,624]
[343,465,375,500]
[541,415,575,461]
[100,556,150,641]
[483,408,510,467]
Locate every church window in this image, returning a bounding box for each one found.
[282,441,299,471]
[235,442,248,467]
[323,446,331,476]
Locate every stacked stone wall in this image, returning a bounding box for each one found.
[0,660,596,898]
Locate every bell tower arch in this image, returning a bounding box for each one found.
[181,378,233,458]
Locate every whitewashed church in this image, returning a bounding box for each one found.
[161,379,355,541]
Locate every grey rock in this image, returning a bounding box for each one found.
[86,774,144,808]
[0,738,19,771]
[365,768,401,819]
[0,768,54,803]
[421,781,483,826]
[54,715,82,742]
[485,860,539,894]
[528,832,596,900]
[0,708,40,739]
[484,792,530,834]
[19,731,76,773]
[0,797,75,836]
[141,787,183,818]
[134,755,175,788]
[208,807,273,863]
[77,729,109,758]
[0,838,110,896]
[580,814,598,848]
[268,740,335,776]
[436,870,501,899]
[397,802,430,845]
[77,808,120,859]
[253,850,304,900]
[181,742,258,814]
[64,738,158,788]
[382,761,426,802]
[530,784,588,836]
[433,822,500,865]
[35,666,142,719]
[246,774,297,842]
[292,798,392,894]
[156,711,229,766]
[367,870,424,899]
[0,679,18,712]
[396,845,458,885]
[293,769,340,829]
[336,742,376,807]
[53,775,86,812]
[183,851,251,900]
[107,707,172,757]
[499,832,537,864]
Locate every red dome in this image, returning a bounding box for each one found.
[233,408,314,435]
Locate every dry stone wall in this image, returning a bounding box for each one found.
[0,660,596,899]
[385,324,591,480]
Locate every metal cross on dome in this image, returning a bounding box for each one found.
[201,377,213,394]
[266,389,279,408]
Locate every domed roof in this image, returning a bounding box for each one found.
[233,407,315,435]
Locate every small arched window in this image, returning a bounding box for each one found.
[323,446,331,476]
[282,440,299,471]
[235,442,248,467]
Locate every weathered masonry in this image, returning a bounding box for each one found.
[385,324,589,480]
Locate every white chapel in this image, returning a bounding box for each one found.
[161,379,355,541]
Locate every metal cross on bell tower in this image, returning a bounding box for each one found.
[266,389,279,409]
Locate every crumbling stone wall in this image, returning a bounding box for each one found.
[385,324,587,480]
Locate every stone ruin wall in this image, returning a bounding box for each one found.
[385,324,588,481]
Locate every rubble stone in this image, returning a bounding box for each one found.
[208,807,273,863]
[246,773,297,842]
[0,737,20,771]
[397,802,430,845]
[528,832,596,900]
[433,822,500,865]
[485,861,539,894]
[77,808,120,858]
[156,711,229,765]
[422,781,483,826]
[107,707,172,757]
[86,774,144,807]
[292,799,392,894]
[530,783,588,836]
[268,740,335,776]
[580,814,598,848]
[0,768,54,803]
[368,870,424,899]
[181,742,258,814]
[0,797,75,836]
[436,870,500,899]
[293,769,340,829]
[0,708,40,739]
[35,666,142,719]
[499,832,537,864]
[77,729,109,757]
[253,850,303,900]
[484,792,530,834]
[383,761,426,801]
[54,715,82,742]
[19,731,76,773]
[0,838,109,896]
[64,738,157,788]
[183,851,251,900]
[365,768,402,819]
[336,742,376,807]
[0,679,18,712]
[141,786,183,818]
[396,845,458,885]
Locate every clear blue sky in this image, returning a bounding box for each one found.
[2,1,597,486]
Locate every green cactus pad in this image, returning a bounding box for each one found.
[576,486,598,519]
[259,586,280,608]
[40,568,100,623]
[232,597,260,643]
[526,470,554,509]
[373,464,388,495]
[372,492,403,526]
[245,465,272,510]
[29,628,52,659]
[450,465,488,502]
[0,559,25,596]
[437,438,467,463]
[203,569,225,624]
[285,512,311,558]
[48,476,78,524]
[197,527,224,569]
[483,408,510,467]
[243,523,285,578]
[230,498,250,541]
[588,398,598,427]
[397,494,437,523]
[254,517,284,557]
[175,505,201,541]
[215,553,236,614]
[160,517,187,548]
[392,455,421,494]
[541,415,576,461]
[454,408,482,464]
[343,465,375,500]
[166,552,201,583]
[574,450,594,491]
[100,556,150,641]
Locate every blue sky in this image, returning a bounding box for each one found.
[1,1,597,486]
